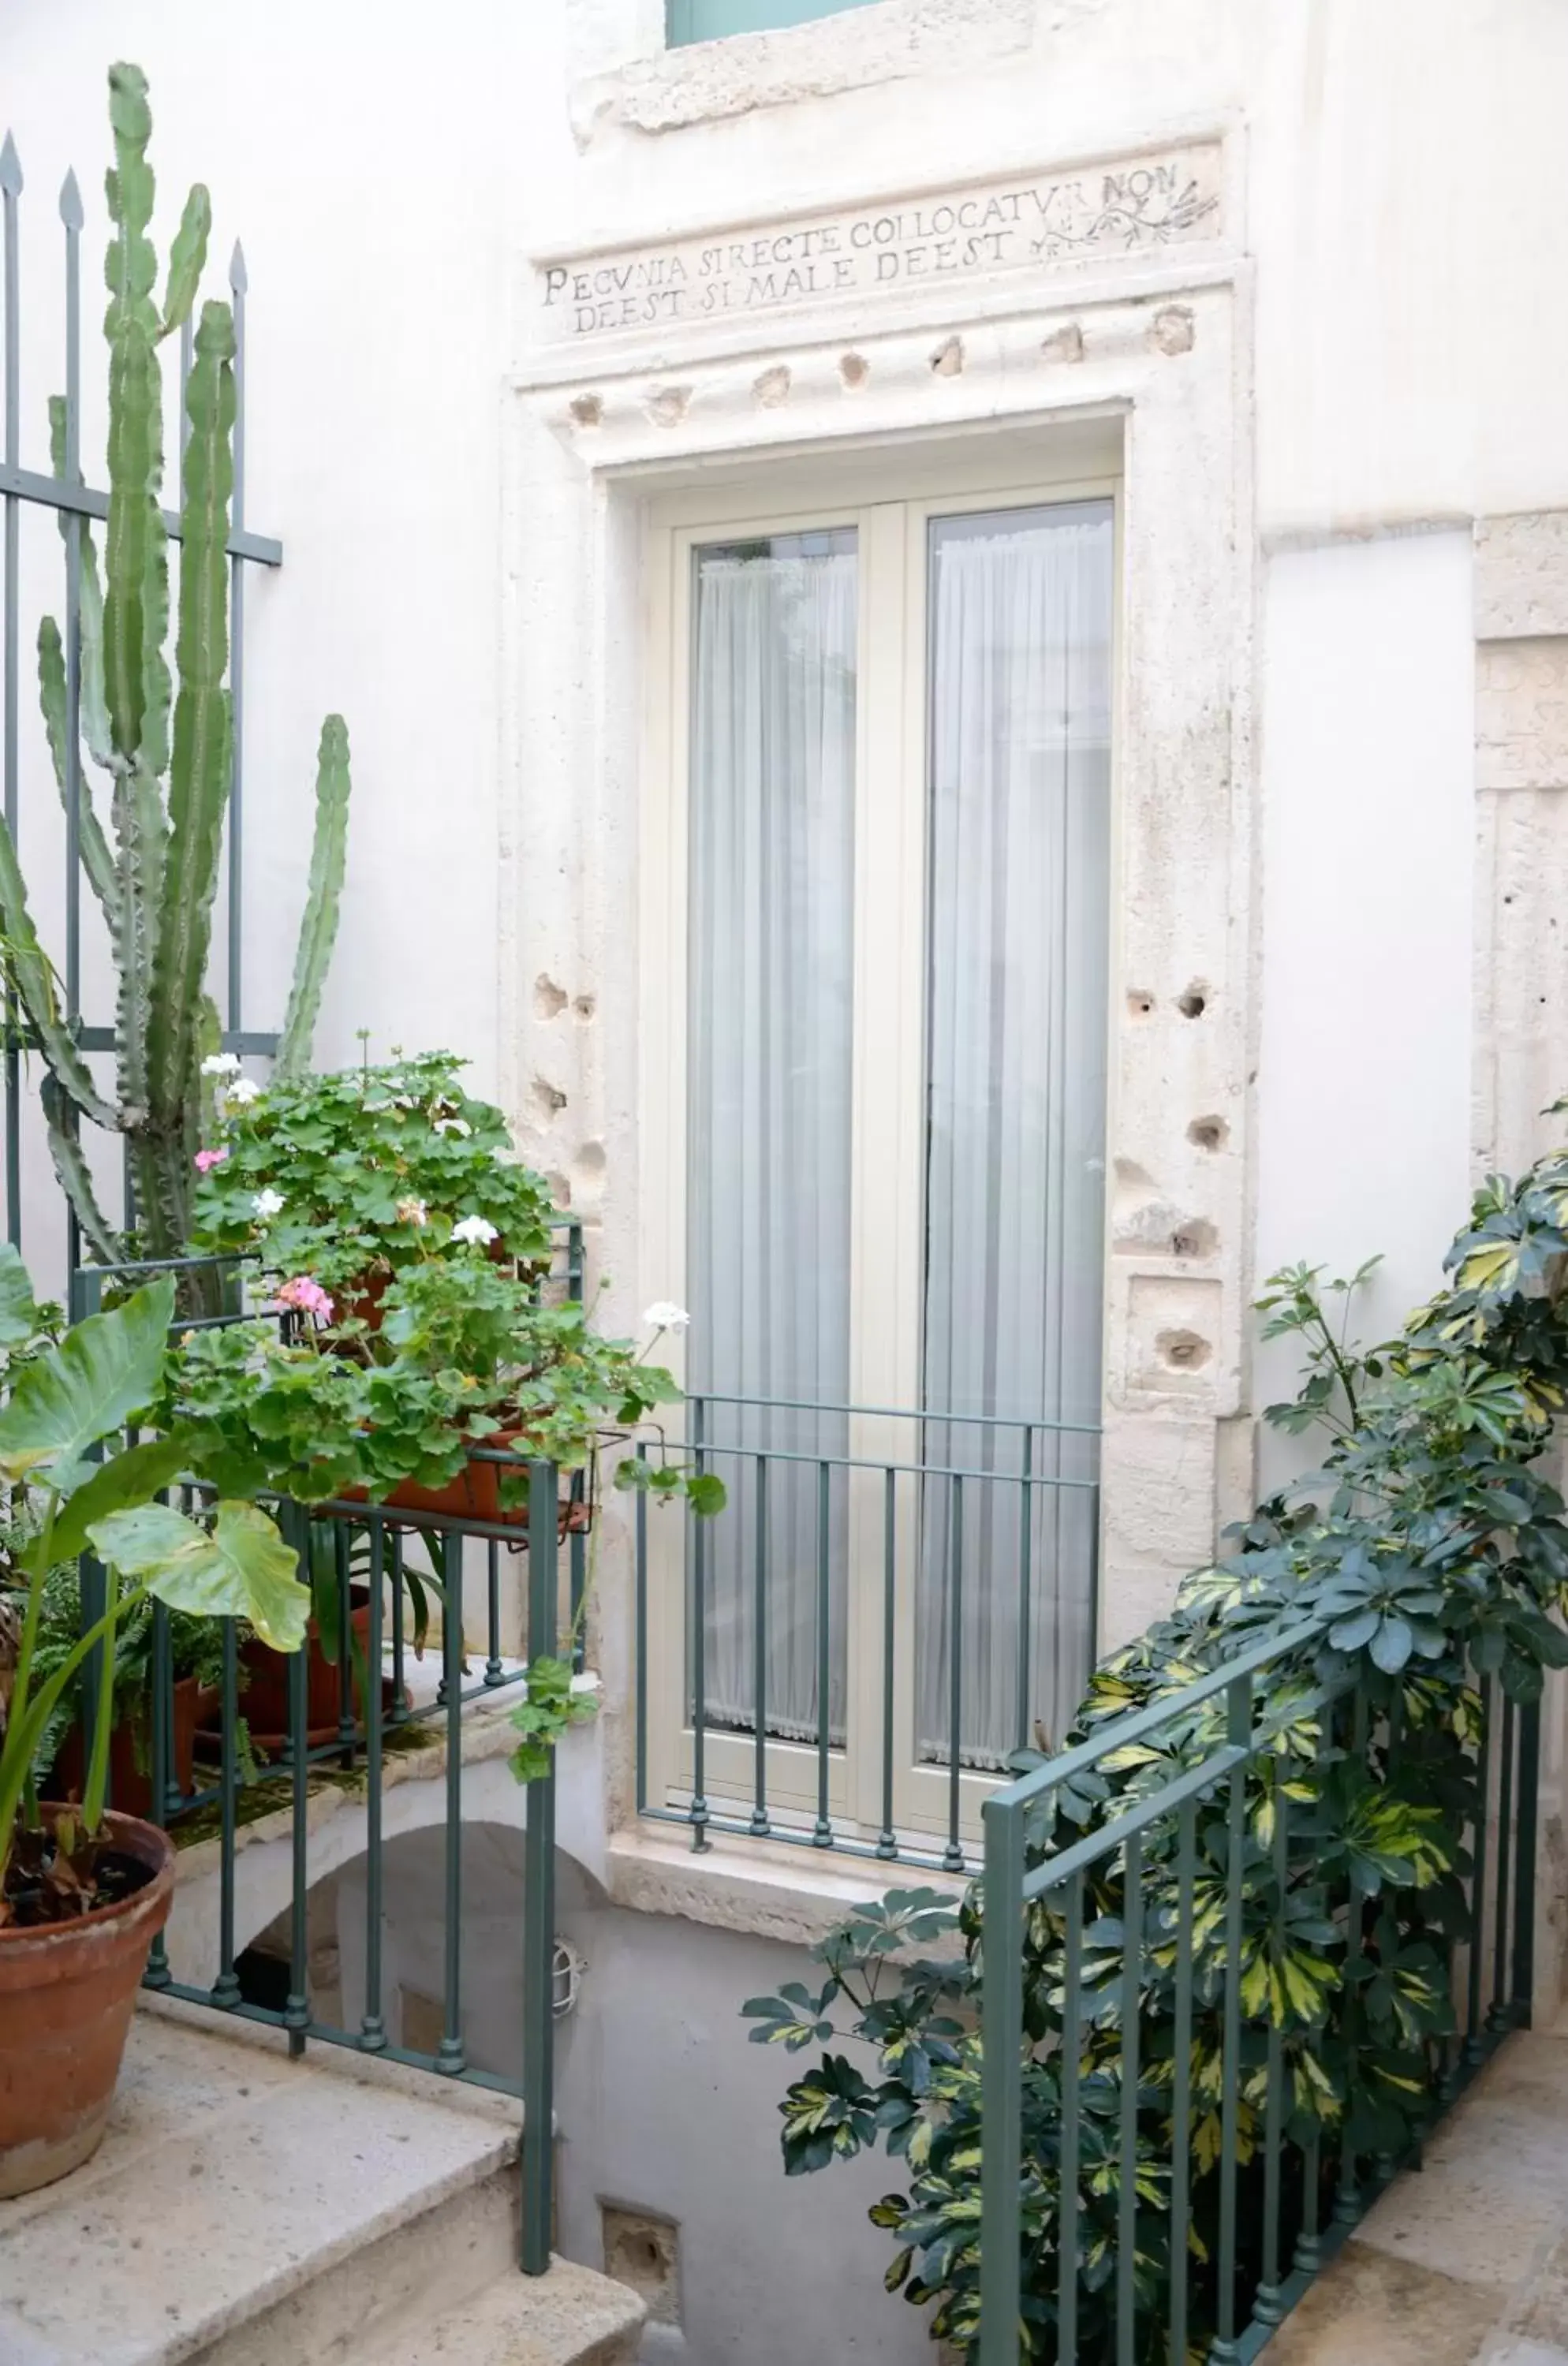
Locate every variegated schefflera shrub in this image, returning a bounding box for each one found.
[1,63,349,1266]
[744,1134,1568,2360]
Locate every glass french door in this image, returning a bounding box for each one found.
[642,474,1114,1846]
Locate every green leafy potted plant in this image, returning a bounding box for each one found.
[0,1256,308,2199]
[177,1051,718,1521]
[33,1566,224,1818]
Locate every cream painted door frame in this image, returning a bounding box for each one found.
[639,453,1120,1851]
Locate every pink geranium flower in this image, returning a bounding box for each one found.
[275,1275,334,1323]
[193,1147,229,1174]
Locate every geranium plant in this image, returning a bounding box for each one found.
[0,1255,308,1923]
[174,1054,722,1788]
[189,1048,556,1298]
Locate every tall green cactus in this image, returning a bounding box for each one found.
[5,62,352,1262]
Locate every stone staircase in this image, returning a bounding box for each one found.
[0,2000,644,2366]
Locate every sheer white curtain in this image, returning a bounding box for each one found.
[917,502,1113,1767]
[687,533,857,1740]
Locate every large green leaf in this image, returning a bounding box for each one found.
[88,1498,308,1651]
[50,1434,192,1562]
[0,1275,174,1486]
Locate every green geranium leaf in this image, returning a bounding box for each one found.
[88,1497,308,1651]
[0,1275,174,1488]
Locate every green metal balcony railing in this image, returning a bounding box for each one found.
[978,1618,1543,2364]
[62,1247,591,2282]
[637,1392,1100,1872]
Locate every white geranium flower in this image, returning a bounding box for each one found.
[643,1301,690,1332]
[435,1117,472,1138]
[252,1188,286,1221]
[201,1052,241,1079]
[450,1213,499,1247]
[397,1196,429,1227]
[225,1076,261,1106]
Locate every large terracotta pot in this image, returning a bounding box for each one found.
[0,1808,174,2199]
[47,1674,215,1821]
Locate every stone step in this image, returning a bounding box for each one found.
[341,2260,645,2366]
[0,2001,640,2366]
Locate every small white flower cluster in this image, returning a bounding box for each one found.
[200,1051,260,1110]
[643,1301,690,1332]
[450,1213,498,1247]
[252,1188,285,1222]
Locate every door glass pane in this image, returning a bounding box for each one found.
[687,530,857,1745]
[917,500,1114,1768]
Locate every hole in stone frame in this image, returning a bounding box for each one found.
[1188,1116,1226,1152]
[1177,984,1207,1019]
[1128,990,1155,1017]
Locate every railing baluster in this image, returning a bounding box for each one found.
[814,1456,832,1847]
[1514,1696,1541,2025]
[1060,1869,1084,2364]
[1465,1671,1492,2063]
[1253,1790,1289,2327]
[212,1614,240,2008]
[1014,1424,1033,1752]
[226,243,247,1030]
[1489,1690,1517,2033]
[389,1528,407,1727]
[690,1395,710,1851]
[285,1502,310,2055]
[978,1786,1025,2366]
[438,1528,465,2073]
[944,1468,964,1872]
[335,1520,355,1763]
[1117,1828,1141,2366]
[522,1461,559,2275]
[142,1586,173,1992]
[361,1520,386,2052]
[1211,1672,1251,2365]
[1335,1685,1370,2225]
[750,1452,769,1837]
[2,134,21,1251]
[1170,1801,1196,2362]
[877,1464,897,1859]
[634,1444,648,1816]
[485,1537,504,1685]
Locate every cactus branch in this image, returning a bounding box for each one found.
[0,815,115,1132]
[146,298,233,1149]
[41,1074,119,1266]
[159,183,211,340]
[36,619,120,930]
[277,715,352,1080]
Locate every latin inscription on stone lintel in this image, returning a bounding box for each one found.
[536,142,1223,345]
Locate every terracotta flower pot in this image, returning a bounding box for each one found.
[0,1807,174,2199]
[47,1674,215,1822]
[228,1594,373,1745]
[342,1431,593,1535]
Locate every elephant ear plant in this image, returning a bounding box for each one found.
[1,62,351,1268]
[0,1252,308,1924]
